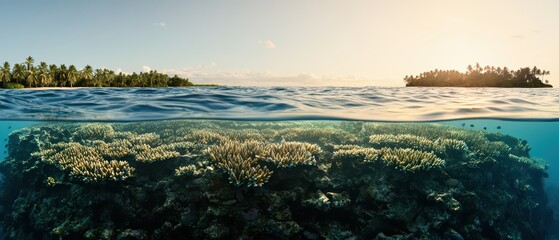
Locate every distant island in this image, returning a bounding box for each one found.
[404,64,552,88]
[0,56,216,89]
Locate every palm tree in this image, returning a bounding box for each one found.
[149,70,155,86]
[26,67,37,87]
[105,69,115,86]
[1,62,11,87]
[542,70,551,84]
[25,56,34,71]
[58,64,68,87]
[48,64,58,86]
[82,65,93,86]
[94,69,103,87]
[475,63,481,72]
[12,63,25,84]
[67,65,78,87]
[39,62,50,87]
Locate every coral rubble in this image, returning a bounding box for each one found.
[0,121,551,239]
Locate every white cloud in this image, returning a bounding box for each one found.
[153,22,166,27]
[258,40,276,49]
[162,63,392,86]
[142,65,151,72]
[115,68,130,75]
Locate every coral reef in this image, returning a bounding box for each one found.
[204,140,322,186]
[262,141,322,167]
[377,147,445,172]
[369,134,445,155]
[205,140,273,187]
[34,142,134,182]
[0,120,552,239]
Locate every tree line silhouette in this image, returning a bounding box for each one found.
[0,56,201,88]
[404,63,552,87]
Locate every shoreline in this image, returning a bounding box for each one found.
[19,87,86,90]
[7,85,220,90]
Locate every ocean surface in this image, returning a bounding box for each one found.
[1,87,558,180]
[0,87,558,121]
[0,86,558,239]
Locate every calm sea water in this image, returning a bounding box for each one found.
[0,87,558,239]
[0,87,558,121]
[1,87,558,181]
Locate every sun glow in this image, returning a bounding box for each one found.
[435,34,494,71]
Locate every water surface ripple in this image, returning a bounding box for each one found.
[0,87,558,121]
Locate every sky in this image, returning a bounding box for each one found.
[0,0,558,87]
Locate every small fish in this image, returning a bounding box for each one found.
[461,123,466,127]
[497,126,502,129]
[3,138,6,142]
[8,126,11,129]
[180,153,199,158]
[470,124,474,127]
[483,127,487,130]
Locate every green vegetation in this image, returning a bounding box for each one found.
[2,83,24,89]
[405,63,552,87]
[0,56,208,88]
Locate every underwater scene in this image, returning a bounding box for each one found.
[5,0,559,238]
[0,119,557,239]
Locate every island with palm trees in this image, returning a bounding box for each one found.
[0,56,213,89]
[404,64,552,88]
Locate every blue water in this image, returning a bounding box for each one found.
[1,87,558,183]
[443,120,559,184]
[0,121,37,160]
[1,87,558,239]
[0,87,558,121]
[1,88,558,179]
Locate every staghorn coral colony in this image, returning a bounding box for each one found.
[0,121,552,239]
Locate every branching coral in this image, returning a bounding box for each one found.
[377,148,445,172]
[361,123,460,140]
[93,139,136,159]
[332,144,444,172]
[509,154,548,171]
[2,120,551,239]
[362,123,521,162]
[175,165,203,177]
[69,159,134,183]
[134,145,180,163]
[205,140,272,187]
[263,141,322,167]
[274,127,356,145]
[72,123,116,141]
[204,140,322,186]
[183,129,230,145]
[43,143,134,182]
[175,159,213,177]
[158,142,196,154]
[436,138,468,154]
[125,133,161,146]
[362,123,487,147]
[369,134,444,155]
[332,147,379,163]
[472,141,511,158]
[218,129,267,142]
[333,144,362,151]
